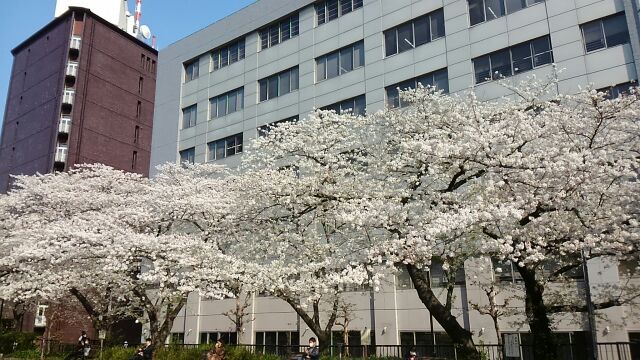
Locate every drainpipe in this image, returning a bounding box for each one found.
[622,0,640,79]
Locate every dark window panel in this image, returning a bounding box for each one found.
[468,0,486,25]
[317,58,326,81]
[354,41,365,67]
[212,51,220,70]
[430,9,445,40]
[474,56,491,83]
[327,0,339,21]
[291,15,299,36]
[220,47,229,68]
[317,3,326,25]
[217,96,227,117]
[291,67,299,90]
[340,46,354,73]
[268,76,279,100]
[506,0,526,13]
[259,79,268,102]
[229,43,239,63]
[531,36,553,66]
[280,70,291,95]
[414,16,430,47]
[228,91,237,114]
[490,49,512,79]
[582,21,605,52]
[353,0,363,9]
[603,13,630,48]
[269,25,280,47]
[239,40,245,59]
[485,0,505,20]
[281,20,291,42]
[433,69,449,93]
[397,22,414,53]
[511,42,533,73]
[180,148,195,164]
[327,52,339,79]
[353,95,366,115]
[385,29,398,56]
[341,0,353,15]
[260,29,269,49]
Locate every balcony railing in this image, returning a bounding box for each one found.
[70,36,81,50]
[62,90,74,105]
[55,144,68,163]
[66,62,78,77]
[59,117,71,134]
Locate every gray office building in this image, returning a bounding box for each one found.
[150,0,640,353]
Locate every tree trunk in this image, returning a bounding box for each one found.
[515,263,556,360]
[145,298,186,360]
[405,264,480,360]
[283,297,337,355]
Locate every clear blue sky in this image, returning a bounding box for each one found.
[0,0,256,132]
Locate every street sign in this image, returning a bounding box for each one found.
[504,334,520,357]
[98,330,107,340]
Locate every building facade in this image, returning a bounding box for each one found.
[0,6,157,343]
[150,0,640,353]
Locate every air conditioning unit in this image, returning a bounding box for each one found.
[70,36,82,50]
[62,90,75,105]
[59,116,71,134]
[66,62,78,77]
[55,144,68,163]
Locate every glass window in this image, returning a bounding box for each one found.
[212,51,220,71]
[385,29,398,56]
[485,0,505,20]
[397,22,414,53]
[354,41,365,67]
[469,0,486,26]
[228,92,237,114]
[433,69,449,92]
[327,0,339,21]
[179,148,195,164]
[260,29,269,50]
[490,49,512,79]
[506,0,526,13]
[430,9,445,40]
[386,87,400,108]
[511,42,533,73]
[210,99,217,119]
[239,40,245,59]
[279,70,291,95]
[414,16,430,47]
[229,43,239,63]
[353,0,363,8]
[268,76,279,100]
[474,56,491,83]
[185,60,199,82]
[236,88,244,110]
[603,13,630,48]
[341,0,352,15]
[215,139,225,160]
[353,95,366,115]
[531,36,552,66]
[582,21,605,52]
[269,25,280,47]
[291,67,299,90]
[317,59,326,81]
[281,21,291,42]
[340,46,354,73]
[291,15,299,36]
[259,79,268,102]
[217,96,227,117]
[327,52,339,79]
[220,47,229,68]
[182,105,197,128]
[317,3,326,25]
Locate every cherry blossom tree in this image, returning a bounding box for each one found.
[0,164,237,353]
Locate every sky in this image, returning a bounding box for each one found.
[0,0,257,132]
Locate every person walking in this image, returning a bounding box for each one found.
[207,339,226,360]
[78,331,91,359]
[130,338,153,360]
[305,337,319,360]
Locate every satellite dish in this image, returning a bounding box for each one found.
[139,25,151,39]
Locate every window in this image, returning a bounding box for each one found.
[151,60,156,73]
[473,35,553,84]
[138,77,143,94]
[207,133,243,161]
[259,14,299,50]
[541,261,584,280]
[200,332,238,345]
[316,41,365,82]
[141,54,145,68]
[255,331,300,355]
[184,59,199,82]
[170,333,184,344]
[210,87,244,119]
[400,331,452,347]
[581,13,630,53]
[259,67,299,101]
[384,9,445,57]
[258,117,298,137]
[492,258,523,283]
[321,95,366,116]
[385,68,449,108]
[468,0,544,26]
[211,38,246,71]
[179,147,195,164]
[395,260,465,290]
[182,104,197,129]
[598,81,636,99]
[134,125,140,144]
[316,0,363,25]
[132,151,138,170]
[136,101,142,119]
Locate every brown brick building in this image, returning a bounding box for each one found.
[0,6,157,344]
[0,6,157,192]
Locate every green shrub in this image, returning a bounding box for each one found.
[0,331,37,354]
[102,346,137,360]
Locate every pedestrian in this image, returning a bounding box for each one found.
[305,337,319,360]
[130,338,153,360]
[404,348,417,360]
[78,331,91,359]
[207,339,226,360]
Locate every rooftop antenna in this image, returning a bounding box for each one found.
[133,0,142,35]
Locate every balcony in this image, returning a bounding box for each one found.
[70,36,81,50]
[66,62,78,77]
[62,89,74,106]
[54,144,68,163]
[59,116,71,134]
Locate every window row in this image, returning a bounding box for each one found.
[321,94,366,116]
[316,0,363,26]
[258,117,298,137]
[473,35,552,84]
[581,12,629,53]
[259,67,299,102]
[212,39,246,71]
[396,261,466,290]
[208,133,244,161]
[316,41,365,82]
[384,8,445,57]
[386,68,449,108]
[210,87,244,119]
[468,0,544,26]
[259,14,300,50]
